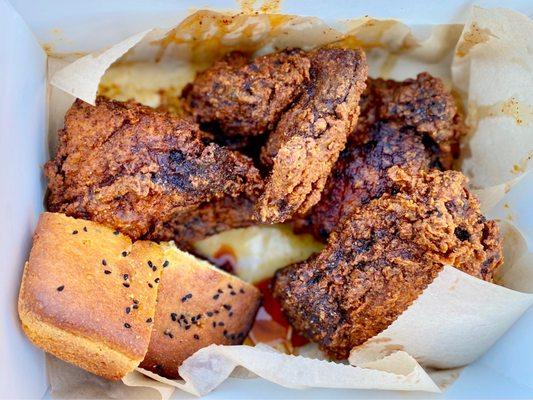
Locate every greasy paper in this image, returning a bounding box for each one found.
[46,6,533,399]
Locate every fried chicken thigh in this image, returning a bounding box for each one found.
[45,97,262,239]
[183,49,311,139]
[257,48,368,222]
[273,167,503,359]
[301,73,466,240]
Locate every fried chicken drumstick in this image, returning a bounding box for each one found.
[300,73,466,240]
[45,97,262,239]
[273,167,503,359]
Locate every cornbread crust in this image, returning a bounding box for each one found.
[140,244,261,379]
[18,213,163,380]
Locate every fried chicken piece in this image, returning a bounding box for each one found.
[149,192,258,252]
[257,48,368,223]
[273,167,503,359]
[183,49,311,139]
[299,73,466,240]
[45,97,262,240]
[355,73,465,167]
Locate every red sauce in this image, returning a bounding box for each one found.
[211,245,237,274]
[254,278,309,348]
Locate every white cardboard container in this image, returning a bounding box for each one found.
[1,0,532,398]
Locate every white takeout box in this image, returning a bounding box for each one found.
[1,0,532,398]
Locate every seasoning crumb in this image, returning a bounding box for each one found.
[124,323,131,329]
[56,285,65,292]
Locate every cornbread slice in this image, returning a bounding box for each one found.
[18,213,163,380]
[140,242,261,379]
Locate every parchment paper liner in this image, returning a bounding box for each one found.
[46,6,533,399]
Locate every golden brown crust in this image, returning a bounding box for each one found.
[274,168,503,359]
[256,48,368,223]
[183,49,311,138]
[18,213,163,380]
[299,73,467,240]
[140,244,261,379]
[45,97,262,240]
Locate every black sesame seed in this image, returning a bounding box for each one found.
[218,321,225,326]
[213,294,220,300]
[196,314,202,320]
[206,311,214,317]
[179,314,186,320]
[230,334,236,340]
[83,226,88,232]
[152,266,157,272]
[132,304,139,309]
[123,274,129,280]
[191,316,197,323]
[217,289,223,294]
[147,260,153,268]
[154,278,160,283]
[230,291,236,296]
[123,282,130,288]
[133,299,139,304]
[102,259,107,266]
[214,310,220,314]
[122,251,128,257]
[171,313,177,321]
[125,307,131,314]
[104,270,111,275]
[164,329,174,339]
[124,323,131,329]
[223,304,232,310]
[163,260,169,268]
[146,318,153,323]
[237,332,244,338]
[227,284,233,289]
[239,288,245,294]
[181,293,192,302]
[148,283,153,288]
[229,311,234,317]
[212,321,217,328]
[72,230,78,235]
[56,285,65,292]
[113,230,120,235]
[193,334,200,340]
[185,325,191,330]
[223,329,228,335]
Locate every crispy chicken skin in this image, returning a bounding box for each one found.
[300,73,466,240]
[183,49,311,138]
[273,167,503,359]
[149,193,258,251]
[257,48,368,223]
[45,97,262,240]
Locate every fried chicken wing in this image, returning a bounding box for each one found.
[300,73,466,240]
[183,49,311,139]
[273,167,503,359]
[45,97,262,239]
[257,48,368,222]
